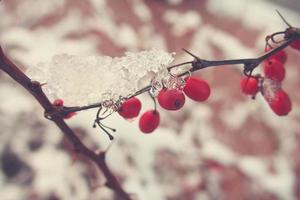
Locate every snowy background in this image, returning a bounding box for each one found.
[1,0,300,200]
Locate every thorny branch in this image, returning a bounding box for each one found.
[61,27,300,114]
[40,26,300,141]
[0,48,133,200]
[0,17,299,199]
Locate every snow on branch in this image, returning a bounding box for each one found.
[26,49,175,105]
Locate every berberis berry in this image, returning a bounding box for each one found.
[158,88,185,110]
[265,47,287,64]
[184,76,210,102]
[118,97,142,119]
[240,77,258,95]
[290,38,300,51]
[263,59,285,82]
[268,90,291,116]
[139,110,160,133]
[53,99,64,106]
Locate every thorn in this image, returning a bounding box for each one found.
[182,48,200,60]
[276,9,292,28]
[40,82,47,87]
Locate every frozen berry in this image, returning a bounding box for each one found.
[158,88,185,110]
[118,97,142,119]
[290,38,300,51]
[184,76,210,101]
[264,59,285,82]
[64,112,77,119]
[240,77,259,95]
[139,110,160,133]
[268,90,291,116]
[265,47,287,64]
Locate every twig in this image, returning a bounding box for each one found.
[59,28,300,116]
[0,47,133,200]
[0,26,299,199]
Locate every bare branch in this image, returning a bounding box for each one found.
[0,47,133,200]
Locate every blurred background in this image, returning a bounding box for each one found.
[1,0,300,200]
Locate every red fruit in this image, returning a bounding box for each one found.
[263,59,285,82]
[64,112,77,119]
[139,110,160,133]
[158,88,185,110]
[265,47,287,64]
[118,97,142,119]
[183,76,210,102]
[291,38,300,51]
[53,99,64,106]
[240,77,258,95]
[268,90,292,116]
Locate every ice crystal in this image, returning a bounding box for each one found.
[262,78,281,102]
[26,49,175,105]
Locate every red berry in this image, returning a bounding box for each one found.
[290,38,300,51]
[240,77,258,95]
[184,76,210,102]
[268,90,291,116]
[53,99,64,106]
[263,59,285,82]
[64,112,77,119]
[157,88,185,110]
[265,47,287,64]
[139,110,160,133]
[118,97,142,119]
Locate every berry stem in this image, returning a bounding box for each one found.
[148,91,157,111]
[93,106,116,140]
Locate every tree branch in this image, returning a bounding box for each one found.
[61,27,300,115]
[0,26,299,199]
[0,47,133,200]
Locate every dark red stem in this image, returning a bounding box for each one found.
[0,47,132,200]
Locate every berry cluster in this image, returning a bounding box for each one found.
[117,75,211,134]
[50,26,299,139]
[239,35,300,116]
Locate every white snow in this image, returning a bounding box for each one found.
[163,10,202,37]
[26,49,175,105]
[1,0,300,200]
[132,0,152,22]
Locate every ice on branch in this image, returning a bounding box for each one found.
[26,49,175,105]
